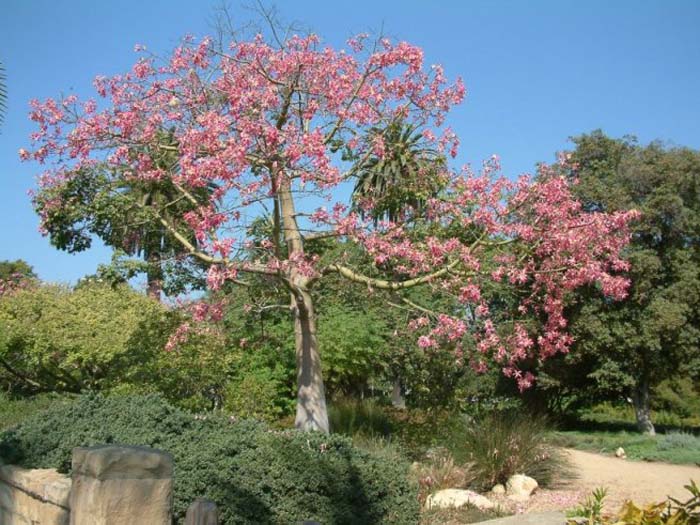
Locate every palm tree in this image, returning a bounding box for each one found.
[351,120,446,224]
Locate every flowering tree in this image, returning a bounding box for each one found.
[22,32,637,432]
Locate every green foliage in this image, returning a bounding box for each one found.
[654,379,700,424]
[0,283,166,393]
[566,486,608,522]
[224,367,291,422]
[0,394,419,525]
[461,411,568,490]
[567,482,700,525]
[318,305,390,396]
[32,133,213,297]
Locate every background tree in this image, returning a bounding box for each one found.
[544,131,700,434]
[23,31,637,433]
[32,129,211,300]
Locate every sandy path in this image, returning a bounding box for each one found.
[522,448,700,514]
[564,448,699,506]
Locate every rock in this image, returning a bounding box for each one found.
[70,445,173,525]
[185,498,219,525]
[425,489,495,511]
[505,474,538,501]
[491,483,506,495]
[615,447,627,459]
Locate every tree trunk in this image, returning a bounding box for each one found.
[276,167,329,433]
[292,289,329,433]
[391,377,406,409]
[146,250,163,302]
[632,380,655,435]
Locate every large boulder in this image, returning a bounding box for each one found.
[425,489,495,511]
[505,474,538,501]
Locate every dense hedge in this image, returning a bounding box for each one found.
[0,394,418,524]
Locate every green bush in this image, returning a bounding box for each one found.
[0,394,419,525]
[462,411,569,490]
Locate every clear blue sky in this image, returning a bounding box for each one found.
[1,0,699,285]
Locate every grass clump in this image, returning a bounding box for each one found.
[462,410,569,490]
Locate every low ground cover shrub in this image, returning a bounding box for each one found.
[0,394,419,525]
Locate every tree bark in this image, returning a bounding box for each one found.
[631,380,655,435]
[292,289,329,433]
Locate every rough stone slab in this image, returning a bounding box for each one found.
[70,445,173,525]
[476,511,567,525]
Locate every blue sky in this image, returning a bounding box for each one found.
[1,0,699,285]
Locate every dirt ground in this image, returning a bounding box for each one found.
[503,448,700,515]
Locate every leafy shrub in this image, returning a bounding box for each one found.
[462,411,569,490]
[0,394,418,525]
